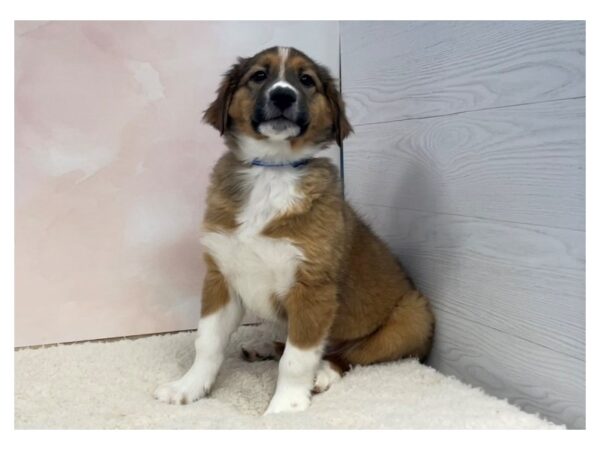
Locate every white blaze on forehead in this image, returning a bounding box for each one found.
[270,48,296,94]
[278,46,290,79]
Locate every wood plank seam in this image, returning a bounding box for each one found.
[431,304,585,362]
[351,201,586,234]
[352,95,586,129]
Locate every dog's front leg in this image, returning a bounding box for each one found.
[154,258,242,405]
[264,283,336,414]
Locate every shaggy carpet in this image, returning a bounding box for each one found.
[15,324,563,429]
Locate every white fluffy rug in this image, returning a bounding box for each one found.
[15,324,563,429]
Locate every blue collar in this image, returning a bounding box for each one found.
[250,158,311,168]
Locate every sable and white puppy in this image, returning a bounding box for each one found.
[154,46,435,414]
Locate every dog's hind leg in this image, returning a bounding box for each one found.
[342,290,434,365]
[242,342,346,394]
[312,359,344,394]
[241,340,285,362]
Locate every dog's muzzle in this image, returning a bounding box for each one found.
[252,86,308,137]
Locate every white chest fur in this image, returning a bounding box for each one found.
[201,166,305,321]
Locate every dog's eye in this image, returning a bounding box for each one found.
[299,73,315,87]
[251,71,267,83]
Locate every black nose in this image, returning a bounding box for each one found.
[269,87,297,111]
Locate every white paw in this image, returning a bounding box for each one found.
[264,388,311,414]
[153,378,211,405]
[312,361,342,394]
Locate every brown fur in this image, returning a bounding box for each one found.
[200,254,230,317]
[201,47,434,368]
[202,151,248,233]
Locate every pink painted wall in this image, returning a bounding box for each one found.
[15,21,340,347]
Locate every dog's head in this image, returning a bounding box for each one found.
[203,46,352,158]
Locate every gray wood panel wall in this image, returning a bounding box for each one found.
[340,21,585,428]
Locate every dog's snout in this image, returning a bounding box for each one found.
[269,87,297,111]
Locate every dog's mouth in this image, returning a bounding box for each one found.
[253,116,308,139]
[262,116,298,131]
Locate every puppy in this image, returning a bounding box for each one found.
[154,46,434,414]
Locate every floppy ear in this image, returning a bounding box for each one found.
[203,57,249,135]
[321,71,353,146]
